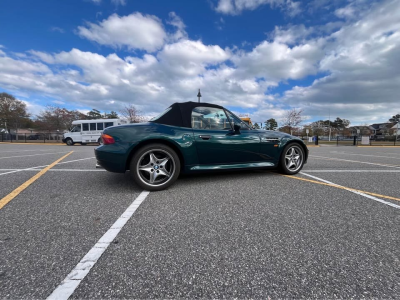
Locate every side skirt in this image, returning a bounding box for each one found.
[188,161,275,171]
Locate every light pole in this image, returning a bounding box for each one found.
[197,89,201,103]
[328,108,331,142]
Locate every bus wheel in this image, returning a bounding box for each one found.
[66,138,74,146]
[98,138,102,145]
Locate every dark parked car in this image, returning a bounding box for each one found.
[95,102,308,191]
[27,134,41,140]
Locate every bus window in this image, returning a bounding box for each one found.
[97,123,104,130]
[90,123,96,131]
[105,122,113,128]
[82,123,89,131]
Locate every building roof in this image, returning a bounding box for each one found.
[369,123,393,129]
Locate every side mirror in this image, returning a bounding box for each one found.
[234,124,241,134]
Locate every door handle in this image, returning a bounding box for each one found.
[199,135,211,140]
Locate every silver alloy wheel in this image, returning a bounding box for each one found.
[136,149,175,187]
[284,145,303,172]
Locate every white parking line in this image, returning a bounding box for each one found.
[300,172,400,209]
[328,152,400,160]
[303,169,400,172]
[310,155,400,168]
[0,152,69,159]
[0,157,96,176]
[47,191,150,300]
[0,169,105,172]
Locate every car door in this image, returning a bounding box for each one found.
[191,107,261,165]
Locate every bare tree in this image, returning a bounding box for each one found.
[0,92,30,140]
[119,104,144,123]
[281,108,303,135]
[36,106,87,132]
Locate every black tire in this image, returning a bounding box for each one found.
[130,143,180,191]
[279,143,305,175]
[66,138,74,146]
[98,138,102,145]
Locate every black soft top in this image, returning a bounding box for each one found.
[150,101,224,128]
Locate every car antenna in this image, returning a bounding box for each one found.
[197,89,202,103]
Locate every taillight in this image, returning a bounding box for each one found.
[101,134,115,145]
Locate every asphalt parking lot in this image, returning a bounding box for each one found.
[0,143,399,299]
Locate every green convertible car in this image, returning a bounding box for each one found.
[95,102,308,191]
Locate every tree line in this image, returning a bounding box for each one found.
[0,93,144,133]
[263,108,352,136]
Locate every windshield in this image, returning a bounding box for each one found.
[70,125,81,132]
[225,110,251,130]
[150,107,172,121]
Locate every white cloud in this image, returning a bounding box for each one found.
[282,0,400,124]
[167,12,188,41]
[28,50,56,64]
[77,12,167,52]
[269,24,314,45]
[215,0,301,16]
[232,39,324,81]
[158,40,230,76]
[284,0,302,17]
[50,27,65,33]
[111,0,126,6]
[335,5,355,19]
[1,0,400,124]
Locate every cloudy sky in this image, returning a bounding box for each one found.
[0,0,399,125]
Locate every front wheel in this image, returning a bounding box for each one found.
[66,138,74,146]
[279,143,305,175]
[130,144,180,191]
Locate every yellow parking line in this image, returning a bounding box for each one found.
[280,174,400,202]
[0,151,73,210]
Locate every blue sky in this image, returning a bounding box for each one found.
[0,0,399,125]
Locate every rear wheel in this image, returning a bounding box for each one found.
[66,138,74,146]
[98,138,102,145]
[130,144,180,191]
[279,143,305,175]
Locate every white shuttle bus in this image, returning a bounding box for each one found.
[62,119,127,146]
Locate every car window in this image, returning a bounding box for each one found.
[191,107,231,130]
[90,123,96,130]
[105,122,114,128]
[225,110,251,130]
[97,123,104,130]
[82,123,89,131]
